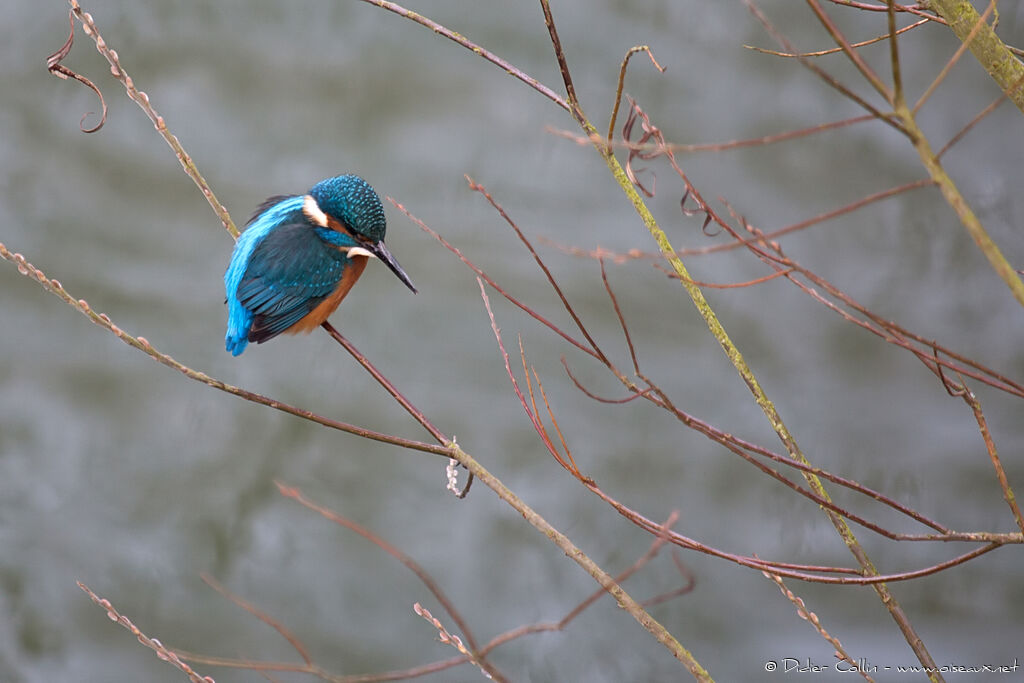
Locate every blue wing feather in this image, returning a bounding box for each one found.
[224,196,358,355]
[240,222,349,341]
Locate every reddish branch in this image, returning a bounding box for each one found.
[169,489,693,681]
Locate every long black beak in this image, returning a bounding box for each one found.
[371,240,417,293]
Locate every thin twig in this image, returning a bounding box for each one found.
[887,0,904,107]
[413,604,498,681]
[585,476,1007,584]
[805,0,893,102]
[555,114,877,155]
[640,550,697,608]
[745,1,906,134]
[599,258,640,374]
[608,46,665,143]
[66,0,237,237]
[178,513,692,681]
[562,360,651,404]
[356,0,569,112]
[475,277,705,672]
[955,389,1024,534]
[762,571,874,682]
[276,483,495,672]
[654,263,795,288]
[321,322,448,445]
[77,582,214,683]
[466,175,612,366]
[391,197,599,360]
[926,0,1024,113]
[0,243,452,459]
[827,1,945,25]
[200,573,313,667]
[537,0,584,123]
[603,92,942,675]
[913,0,996,114]
[531,364,581,475]
[938,71,1024,158]
[719,202,1024,399]
[746,18,929,58]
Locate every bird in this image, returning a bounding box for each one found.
[224,174,416,356]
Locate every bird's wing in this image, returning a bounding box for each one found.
[235,220,349,343]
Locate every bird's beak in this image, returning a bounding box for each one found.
[369,240,417,293]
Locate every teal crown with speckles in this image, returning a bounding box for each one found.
[310,175,387,242]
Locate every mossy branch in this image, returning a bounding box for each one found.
[536,0,941,676]
[928,0,1024,113]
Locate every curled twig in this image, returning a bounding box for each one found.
[63,0,238,237]
[46,10,106,132]
[622,102,658,197]
[608,45,665,143]
[624,100,714,234]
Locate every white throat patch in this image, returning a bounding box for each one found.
[302,195,329,228]
[303,195,376,258]
[346,246,376,259]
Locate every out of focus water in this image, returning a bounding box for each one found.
[2,2,1023,681]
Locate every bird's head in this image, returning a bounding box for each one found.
[310,175,387,242]
[308,175,416,293]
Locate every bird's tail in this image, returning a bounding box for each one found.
[225,303,253,356]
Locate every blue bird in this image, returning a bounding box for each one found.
[224,175,416,356]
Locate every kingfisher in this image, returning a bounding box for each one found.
[224,174,416,356]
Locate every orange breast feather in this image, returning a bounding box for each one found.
[286,254,369,334]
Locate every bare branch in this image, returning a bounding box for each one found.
[321,322,448,445]
[78,582,214,683]
[64,0,237,237]
[762,571,874,681]
[0,243,452,459]
[200,573,313,667]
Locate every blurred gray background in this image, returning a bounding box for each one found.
[2,1,1022,681]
